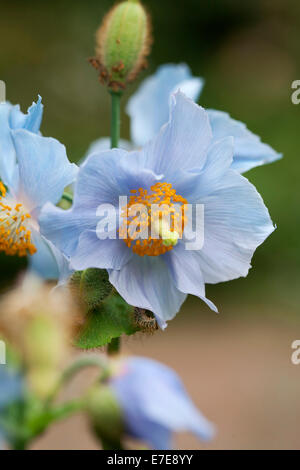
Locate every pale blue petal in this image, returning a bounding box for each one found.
[111,357,215,450]
[172,77,204,102]
[196,170,275,283]
[49,242,74,286]
[166,136,234,202]
[142,91,212,177]
[39,203,97,258]
[0,103,17,186]
[164,244,218,312]
[207,109,282,173]
[109,256,187,329]
[29,231,59,280]
[9,96,43,133]
[127,63,204,147]
[12,129,78,211]
[71,229,132,271]
[85,137,133,156]
[0,97,43,187]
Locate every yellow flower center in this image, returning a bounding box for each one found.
[119,182,188,257]
[0,182,36,257]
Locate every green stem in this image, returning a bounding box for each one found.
[110,91,122,149]
[107,337,120,356]
[46,355,109,405]
[108,91,122,353]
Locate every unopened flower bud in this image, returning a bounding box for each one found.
[90,0,152,91]
[69,268,113,312]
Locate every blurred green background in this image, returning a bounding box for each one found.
[0,0,299,317]
[1,0,300,450]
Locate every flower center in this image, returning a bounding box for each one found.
[0,182,36,257]
[119,182,187,256]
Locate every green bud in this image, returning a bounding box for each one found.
[86,385,124,449]
[70,268,113,312]
[91,0,152,91]
[24,315,66,398]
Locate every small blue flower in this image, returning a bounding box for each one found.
[126,63,282,173]
[40,92,274,328]
[0,125,77,280]
[110,356,215,450]
[0,96,43,187]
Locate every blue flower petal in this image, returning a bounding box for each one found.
[195,170,275,283]
[9,96,43,133]
[39,203,97,259]
[111,357,215,449]
[207,109,282,173]
[0,103,17,186]
[0,97,44,187]
[127,64,204,147]
[142,91,212,177]
[164,243,218,313]
[29,230,60,280]
[71,229,132,271]
[167,136,234,202]
[109,256,187,329]
[85,137,133,156]
[11,129,78,211]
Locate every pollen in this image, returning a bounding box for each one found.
[0,182,36,257]
[119,182,188,257]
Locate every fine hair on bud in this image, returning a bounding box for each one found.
[133,307,158,334]
[91,0,152,92]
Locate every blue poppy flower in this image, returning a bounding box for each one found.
[0,128,77,279]
[110,356,215,450]
[0,96,43,187]
[126,63,282,173]
[40,92,274,328]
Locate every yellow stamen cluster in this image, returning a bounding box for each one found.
[0,182,36,257]
[119,182,188,257]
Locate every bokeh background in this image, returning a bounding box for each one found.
[1,0,300,449]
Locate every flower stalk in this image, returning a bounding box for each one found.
[110,91,122,149]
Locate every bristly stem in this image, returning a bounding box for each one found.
[110,91,122,149]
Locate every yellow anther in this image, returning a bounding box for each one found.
[0,188,36,257]
[120,182,187,257]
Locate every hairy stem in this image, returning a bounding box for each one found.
[110,91,122,149]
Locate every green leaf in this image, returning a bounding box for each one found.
[75,294,139,349]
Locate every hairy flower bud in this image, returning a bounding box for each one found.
[90,0,152,91]
[69,268,113,312]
